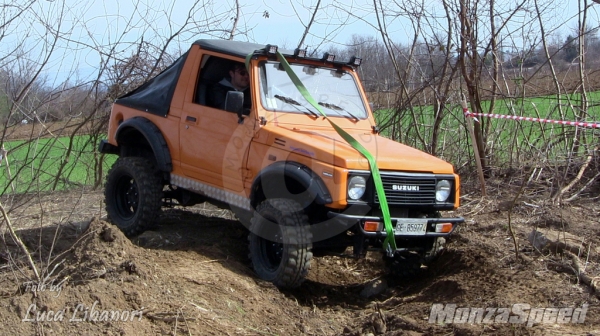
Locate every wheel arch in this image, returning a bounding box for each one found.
[115,117,172,173]
[250,161,332,210]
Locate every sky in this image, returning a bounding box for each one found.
[3,0,596,85]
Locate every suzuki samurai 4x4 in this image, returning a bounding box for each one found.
[99,39,464,288]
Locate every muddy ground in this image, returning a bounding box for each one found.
[0,177,599,335]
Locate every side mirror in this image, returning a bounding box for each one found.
[224,91,245,124]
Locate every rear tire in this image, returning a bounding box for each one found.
[248,199,312,288]
[105,157,163,237]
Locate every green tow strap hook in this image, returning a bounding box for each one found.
[273,51,397,256]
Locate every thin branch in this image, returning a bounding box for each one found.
[0,201,40,281]
[229,0,240,40]
[297,0,321,48]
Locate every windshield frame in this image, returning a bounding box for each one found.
[258,60,369,120]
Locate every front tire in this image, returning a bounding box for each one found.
[104,157,163,237]
[248,199,312,288]
[424,237,445,263]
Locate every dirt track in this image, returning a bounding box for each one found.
[0,180,599,335]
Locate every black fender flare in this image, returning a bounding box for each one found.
[116,117,172,172]
[250,161,332,209]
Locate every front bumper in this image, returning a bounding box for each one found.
[327,211,464,238]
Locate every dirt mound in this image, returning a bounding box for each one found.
[1,214,356,335]
[1,218,156,335]
[64,218,147,283]
[0,189,599,335]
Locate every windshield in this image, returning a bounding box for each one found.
[258,61,368,119]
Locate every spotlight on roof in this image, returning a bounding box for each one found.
[294,48,307,58]
[348,56,362,67]
[265,44,278,54]
[322,52,335,62]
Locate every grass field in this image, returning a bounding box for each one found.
[0,134,115,194]
[1,92,599,195]
[373,92,600,166]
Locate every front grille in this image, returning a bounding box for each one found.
[374,173,437,206]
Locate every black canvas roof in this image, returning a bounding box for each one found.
[192,39,357,67]
[114,39,359,117]
[193,40,270,58]
[114,51,189,117]
[114,40,280,117]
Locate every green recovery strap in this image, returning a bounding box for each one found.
[244,53,253,71]
[273,51,397,254]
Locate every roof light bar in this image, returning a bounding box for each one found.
[265,44,278,54]
[294,48,307,58]
[349,56,362,66]
[322,52,335,62]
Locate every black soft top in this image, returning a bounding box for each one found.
[193,39,270,58]
[114,40,271,117]
[114,39,356,117]
[114,51,189,117]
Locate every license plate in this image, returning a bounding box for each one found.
[394,219,428,235]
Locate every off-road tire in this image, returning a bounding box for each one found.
[105,157,163,237]
[423,237,445,263]
[248,199,312,288]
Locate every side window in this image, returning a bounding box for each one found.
[194,55,251,112]
[193,55,212,105]
[194,55,229,106]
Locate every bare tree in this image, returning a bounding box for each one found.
[0,0,243,292]
[267,0,348,51]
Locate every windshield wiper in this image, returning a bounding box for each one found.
[318,101,359,122]
[302,108,319,119]
[275,95,319,119]
[275,94,301,106]
[318,102,342,110]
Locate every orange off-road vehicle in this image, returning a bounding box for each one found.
[99,40,464,288]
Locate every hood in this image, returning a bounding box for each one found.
[265,126,455,174]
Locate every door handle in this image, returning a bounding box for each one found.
[186,116,197,122]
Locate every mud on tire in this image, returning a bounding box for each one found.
[104,157,163,237]
[248,199,312,288]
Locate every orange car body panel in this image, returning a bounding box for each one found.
[106,44,461,209]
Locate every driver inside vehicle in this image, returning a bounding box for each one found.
[206,62,251,112]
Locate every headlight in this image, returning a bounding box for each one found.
[348,176,366,200]
[436,180,452,202]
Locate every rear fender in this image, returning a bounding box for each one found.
[115,117,172,172]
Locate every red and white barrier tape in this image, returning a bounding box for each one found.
[462,108,600,129]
